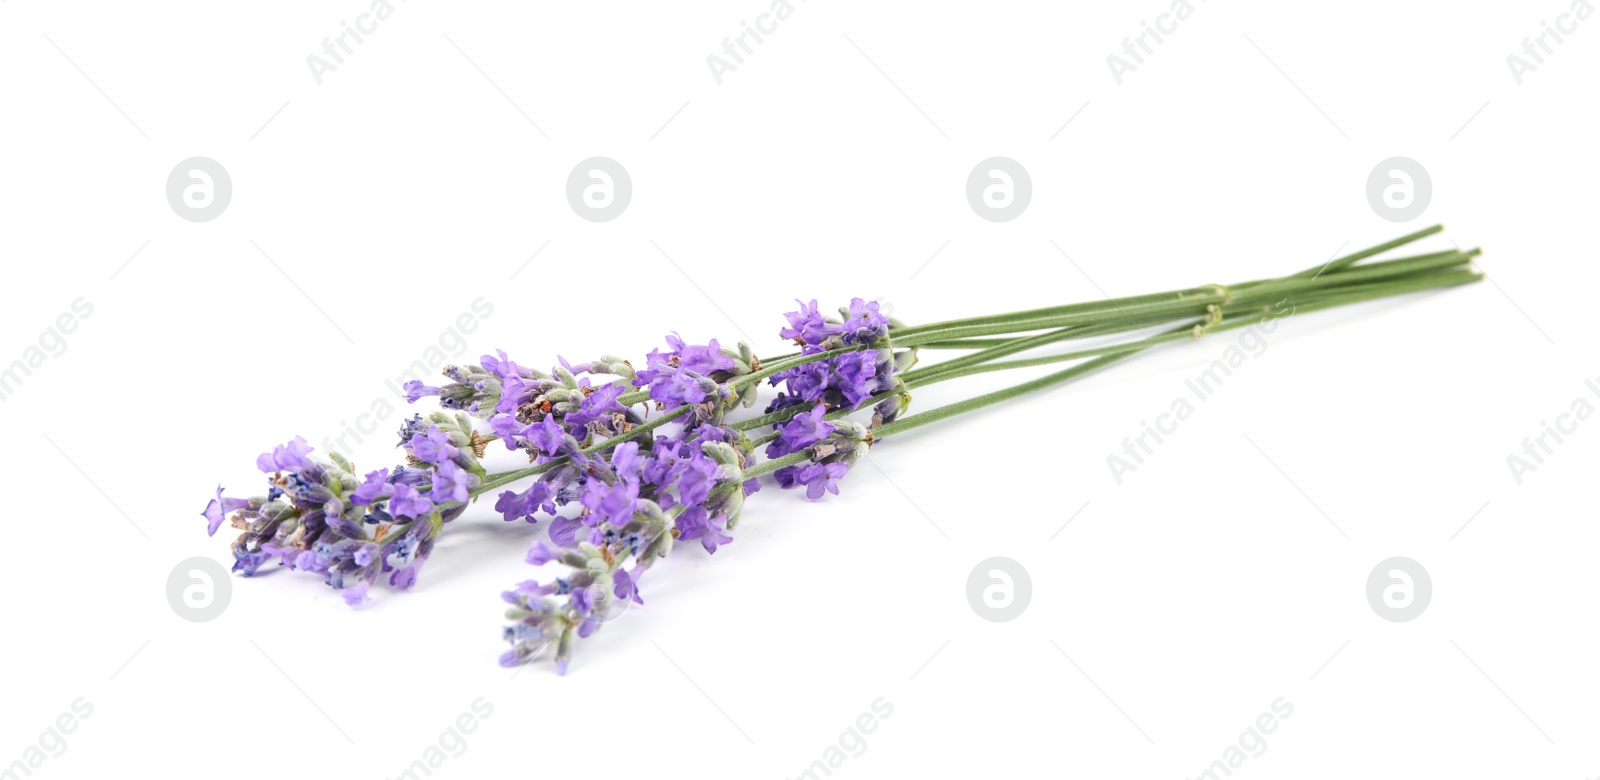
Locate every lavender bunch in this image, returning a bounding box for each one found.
[203,226,1486,673]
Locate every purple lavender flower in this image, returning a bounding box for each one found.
[613,569,642,604]
[526,541,560,566]
[569,586,594,617]
[202,486,252,536]
[832,350,883,406]
[674,506,733,553]
[633,334,740,407]
[548,516,584,546]
[388,483,434,519]
[657,369,713,406]
[432,460,476,503]
[777,462,849,499]
[342,581,371,607]
[495,374,536,416]
[406,426,457,465]
[255,436,316,473]
[610,439,645,479]
[527,416,570,457]
[580,477,639,528]
[566,383,628,429]
[403,380,441,403]
[496,482,554,523]
[780,299,841,344]
[396,414,429,446]
[675,451,723,508]
[841,297,891,344]
[765,297,909,438]
[390,565,421,590]
[480,349,523,380]
[667,334,737,375]
[767,405,835,458]
[350,469,394,506]
[323,505,366,538]
[488,415,531,451]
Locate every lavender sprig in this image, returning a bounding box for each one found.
[202,412,488,605]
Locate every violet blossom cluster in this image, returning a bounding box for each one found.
[202,411,489,606]
[770,298,914,421]
[201,298,909,673]
[491,335,775,672]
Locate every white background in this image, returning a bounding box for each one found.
[2,1,1597,778]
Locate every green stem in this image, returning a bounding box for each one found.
[900,325,1090,381]
[893,249,1475,348]
[889,285,1218,339]
[732,404,813,432]
[888,225,1449,341]
[901,249,1476,388]
[904,269,1481,386]
[742,450,812,480]
[875,342,1173,440]
[1286,224,1444,278]
[910,337,1040,349]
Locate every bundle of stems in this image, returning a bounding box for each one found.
[864,224,1479,444]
